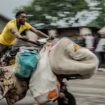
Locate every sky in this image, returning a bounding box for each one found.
[0,0,32,19]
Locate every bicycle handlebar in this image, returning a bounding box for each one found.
[18,38,44,46]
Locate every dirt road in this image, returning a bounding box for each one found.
[67,70,105,105]
[0,70,105,105]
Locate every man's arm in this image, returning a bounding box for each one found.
[30,27,48,38]
[10,28,23,39]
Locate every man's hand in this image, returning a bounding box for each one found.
[47,35,55,41]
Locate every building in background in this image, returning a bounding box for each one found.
[0,14,10,33]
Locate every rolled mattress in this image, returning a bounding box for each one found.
[49,37,99,78]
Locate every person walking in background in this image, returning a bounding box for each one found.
[79,27,95,51]
[95,27,105,67]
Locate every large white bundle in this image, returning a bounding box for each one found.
[29,47,59,104]
[49,37,99,78]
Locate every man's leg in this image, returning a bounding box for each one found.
[0,44,10,66]
[0,43,7,57]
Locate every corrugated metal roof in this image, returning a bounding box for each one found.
[0,14,10,21]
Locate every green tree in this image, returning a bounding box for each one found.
[18,0,88,28]
[88,0,105,28]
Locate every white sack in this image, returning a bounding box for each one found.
[29,46,59,104]
[49,37,99,78]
